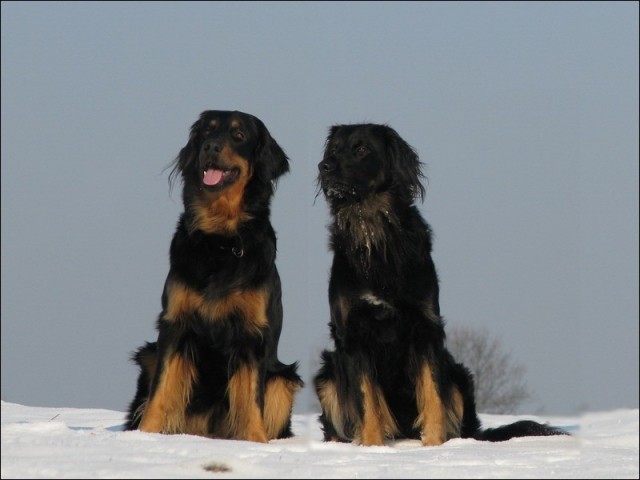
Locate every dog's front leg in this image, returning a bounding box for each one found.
[414,362,446,446]
[344,303,399,446]
[227,362,268,443]
[358,374,386,446]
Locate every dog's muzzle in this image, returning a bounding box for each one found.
[318,159,359,201]
[319,177,357,200]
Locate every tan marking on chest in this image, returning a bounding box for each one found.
[164,281,268,334]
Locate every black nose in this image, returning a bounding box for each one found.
[202,139,222,155]
[319,160,334,173]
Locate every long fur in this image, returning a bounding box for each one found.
[125,110,303,441]
[313,123,568,446]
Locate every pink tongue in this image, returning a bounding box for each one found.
[203,168,223,186]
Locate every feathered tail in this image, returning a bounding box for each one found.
[473,420,569,442]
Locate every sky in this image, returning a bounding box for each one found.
[1,2,638,418]
[2,401,638,478]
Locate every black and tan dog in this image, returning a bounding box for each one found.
[125,110,303,442]
[313,123,568,446]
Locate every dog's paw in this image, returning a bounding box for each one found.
[245,428,269,443]
[421,431,446,446]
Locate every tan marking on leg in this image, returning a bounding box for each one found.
[374,384,399,440]
[414,363,446,446]
[139,354,196,434]
[263,377,302,439]
[316,378,350,440]
[183,412,212,437]
[227,363,268,443]
[357,377,395,446]
[445,387,464,440]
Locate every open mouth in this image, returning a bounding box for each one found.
[202,166,240,189]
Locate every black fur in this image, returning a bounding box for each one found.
[313,123,568,445]
[125,110,302,441]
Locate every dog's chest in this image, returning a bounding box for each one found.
[335,203,397,253]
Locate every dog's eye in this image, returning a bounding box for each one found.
[356,145,368,157]
[203,123,217,137]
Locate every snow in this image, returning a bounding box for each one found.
[1,401,637,479]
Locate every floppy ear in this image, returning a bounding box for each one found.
[380,125,426,201]
[254,118,290,185]
[168,113,204,191]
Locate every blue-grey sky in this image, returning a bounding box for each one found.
[2,1,638,416]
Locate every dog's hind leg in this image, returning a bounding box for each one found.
[125,342,157,430]
[138,352,196,434]
[314,350,358,442]
[315,376,349,441]
[263,371,303,439]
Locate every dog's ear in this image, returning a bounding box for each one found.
[326,125,340,144]
[254,118,290,185]
[168,114,203,191]
[380,125,426,201]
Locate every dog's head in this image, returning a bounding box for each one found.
[317,123,425,211]
[169,110,289,233]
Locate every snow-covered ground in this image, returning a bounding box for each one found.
[1,401,637,478]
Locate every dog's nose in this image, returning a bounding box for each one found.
[318,160,334,173]
[202,139,222,155]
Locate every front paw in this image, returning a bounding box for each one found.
[358,425,385,447]
[245,427,269,443]
[421,430,446,446]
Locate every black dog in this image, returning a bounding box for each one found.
[313,123,568,446]
[125,110,303,442]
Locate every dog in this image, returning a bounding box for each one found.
[313,123,568,446]
[125,110,303,442]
